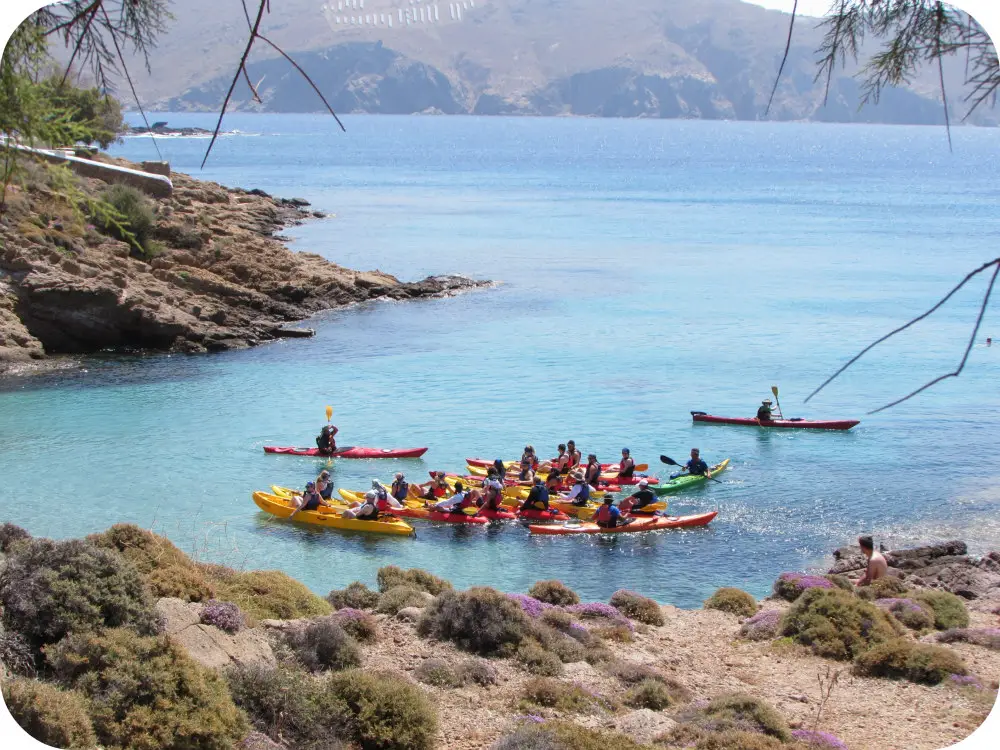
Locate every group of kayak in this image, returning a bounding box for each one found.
[254,442,727,537]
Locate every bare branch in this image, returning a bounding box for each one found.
[765,0,798,117]
[868,261,999,414]
[806,257,1000,404]
[256,34,345,131]
[241,65,263,104]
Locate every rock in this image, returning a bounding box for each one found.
[156,597,275,670]
[396,606,424,623]
[561,661,601,680]
[273,326,315,339]
[885,541,968,567]
[613,709,678,745]
[237,732,285,750]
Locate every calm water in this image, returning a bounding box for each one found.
[2,114,998,608]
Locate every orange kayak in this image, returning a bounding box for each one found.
[528,511,717,535]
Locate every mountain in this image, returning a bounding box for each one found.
[114,0,992,124]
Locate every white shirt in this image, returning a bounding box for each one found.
[434,492,465,511]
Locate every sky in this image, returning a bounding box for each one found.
[742,0,833,16]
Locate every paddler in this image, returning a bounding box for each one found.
[680,448,711,478]
[523,476,550,512]
[584,454,602,488]
[481,476,505,511]
[414,471,449,500]
[539,444,568,475]
[564,469,592,507]
[625,479,656,512]
[492,458,507,478]
[544,469,563,493]
[433,481,475,514]
[517,457,535,485]
[756,399,774,421]
[593,495,629,529]
[521,446,538,468]
[316,470,333,500]
[289,481,326,518]
[618,448,635,479]
[566,440,582,471]
[371,479,404,511]
[316,424,339,455]
[343,490,380,520]
[390,473,409,504]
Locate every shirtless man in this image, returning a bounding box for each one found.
[854,535,888,586]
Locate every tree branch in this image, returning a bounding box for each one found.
[765,0,798,117]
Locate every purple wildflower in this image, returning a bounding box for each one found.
[739,609,782,641]
[566,602,635,631]
[791,730,849,749]
[948,674,984,689]
[774,572,834,601]
[506,593,552,618]
[938,628,1000,651]
[200,599,244,634]
[516,714,546,724]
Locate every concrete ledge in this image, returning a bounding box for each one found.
[10,143,173,198]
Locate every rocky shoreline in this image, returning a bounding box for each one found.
[1,522,997,750]
[0,154,489,377]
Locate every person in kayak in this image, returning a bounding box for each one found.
[544,469,563,493]
[343,490,380,520]
[680,448,711,478]
[594,495,629,528]
[618,448,635,479]
[523,476,550,512]
[624,480,657,512]
[539,444,568,475]
[756,400,774,421]
[520,446,538,468]
[481,478,505,511]
[415,471,449,500]
[854,535,888,587]
[370,479,404,511]
[584,454,602,487]
[434,482,475,514]
[290,481,327,518]
[492,458,508,478]
[315,470,333,500]
[564,470,592,507]
[517,457,535,485]
[316,424,339,455]
[566,440,581,471]
[390,473,409,504]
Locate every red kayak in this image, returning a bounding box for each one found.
[691,412,859,431]
[518,508,571,522]
[264,446,429,459]
[476,508,518,521]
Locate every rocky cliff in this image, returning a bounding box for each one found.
[0,156,486,375]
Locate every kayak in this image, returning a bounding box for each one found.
[691,412,860,431]
[465,463,657,485]
[338,488,492,525]
[252,491,415,536]
[476,507,518,521]
[528,511,718,536]
[263,445,429,458]
[465,458,650,472]
[652,459,730,497]
[518,507,571,522]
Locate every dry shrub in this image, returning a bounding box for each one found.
[458,657,499,686]
[624,678,675,709]
[331,608,378,643]
[603,659,691,703]
[518,677,611,714]
[854,638,968,684]
[414,657,462,687]
[327,581,380,610]
[47,628,248,750]
[855,575,908,601]
[672,692,791,741]
[609,589,665,626]
[0,522,30,553]
[204,568,331,623]
[417,587,530,656]
[874,598,935,631]
[0,627,36,676]
[376,585,428,615]
[528,580,580,606]
[326,669,438,750]
[780,587,900,660]
[704,588,757,618]
[1,677,97,749]
[493,721,646,750]
[376,566,451,595]
[516,640,563,676]
[285,618,361,672]
[937,627,1000,650]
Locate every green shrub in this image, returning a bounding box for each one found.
[603,660,691,703]
[204,568,331,623]
[225,663,335,749]
[417,586,530,656]
[516,639,563,676]
[687,729,793,750]
[680,692,791,741]
[376,585,428,615]
[584,645,614,666]
[93,183,156,257]
[0,522,30,553]
[875,598,935,631]
[519,677,610,714]
[545,632,586,664]
[625,678,675,710]
[326,669,438,750]
[376,566,451,595]
[1,678,97,749]
[854,638,968,684]
[285,618,361,672]
[328,581,380,610]
[414,657,461,687]
[528,580,580,606]
[458,657,498,686]
[912,589,970,630]
[857,575,909,600]
[704,588,757,618]
[47,628,248,750]
[0,537,159,649]
[89,524,214,602]
[823,574,854,591]
[780,587,900,660]
[609,590,664,626]
[493,721,645,750]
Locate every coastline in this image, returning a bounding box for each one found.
[0,153,490,378]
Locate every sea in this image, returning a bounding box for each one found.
[1,113,998,608]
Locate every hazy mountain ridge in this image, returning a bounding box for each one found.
[122,0,993,124]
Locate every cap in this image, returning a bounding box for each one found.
[371,479,381,488]
[364,491,376,501]
[395,472,404,480]
[306,481,316,489]
[638,479,649,488]
[622,447,630,453]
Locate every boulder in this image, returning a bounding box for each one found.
[156,598,275,670]
[613,709,678,745]
[396,606,424,623]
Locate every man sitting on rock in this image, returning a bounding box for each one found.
[855,535,888,587]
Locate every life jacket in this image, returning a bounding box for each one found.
[619,458,635,478]
[585,462,601,485]
[567,450,580,469]
[316,429,332,453]
[574,482,590,504]
[300,491,322,512]
[757,406,772,420]
[391,480,409,500]
[595,504,614,524]
[448,492,474,512]
[356,502,379,520]
[483,483,502,510]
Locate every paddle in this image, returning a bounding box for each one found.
[770,386,785,420]
[659,455,723,484]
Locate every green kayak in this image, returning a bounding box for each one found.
[653,459,730,496]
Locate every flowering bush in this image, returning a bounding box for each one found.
[739,609,783,641]
[566,602,635,632]
[791,730,848,749]
[507,593,553,619]
[332,608,378,643]
[200,600,245,634]
[937,627,1000,651]
[610,590,665,626]
[948,674,984,689]
[773,572,834,602]
[528,580,580,606]
[874,598,934,631]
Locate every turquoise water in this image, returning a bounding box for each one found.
[2,114,999,608]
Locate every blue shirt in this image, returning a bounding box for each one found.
[686,458,709,476]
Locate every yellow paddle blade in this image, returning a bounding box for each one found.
[325,405,333,421]
[771,385,779,398]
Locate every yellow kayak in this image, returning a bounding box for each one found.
[252,491,415,536]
